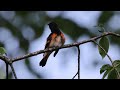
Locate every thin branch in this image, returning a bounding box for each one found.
[0,32,119,64]
[72,46,80,79]
[10,32,120,63]
[0,32,119,66]
[0,32,119,63]
[77,46,80,79]
[72,72,78,79]
[0,55,9,63]
[9,64,17,79]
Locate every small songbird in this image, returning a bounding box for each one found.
[39,21,65,67]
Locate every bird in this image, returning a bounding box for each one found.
[39,21,65,67]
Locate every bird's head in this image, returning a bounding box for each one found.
[48,21,61,34]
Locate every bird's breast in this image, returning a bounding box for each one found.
[54,36,62,47]
[49,35,62,47]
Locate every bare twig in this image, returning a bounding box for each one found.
[72,72,78,79]
[77,46,80,79]
[0,55,9,63]
[9,64,17,79]
[10,32,120,63]
[0,32,120,63]
[72,46,80,79]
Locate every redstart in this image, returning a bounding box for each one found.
[39,22,65,67]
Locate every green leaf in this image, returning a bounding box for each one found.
[102,69,111,79]
[0,47,6,55]
[106,60,120,79]
[107,69,117,79]
[100,64,112,74]
[98,11,114,24]
[113,60,120,72]
[113,60,120,66]
[100,64,113,79]
[98,36,109,59]
[110,30,120,46]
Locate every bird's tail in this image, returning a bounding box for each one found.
[39,52,51,67]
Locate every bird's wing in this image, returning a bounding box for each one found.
[61,32,65,45]
[44,33,52,49]
[44,33,57,49]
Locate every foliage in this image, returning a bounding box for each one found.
[97,25,120,79]
[98,36,109,59]
[0,47,6,55]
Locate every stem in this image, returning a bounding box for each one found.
[72,46,80,79]
[72,72,78,79]
[9,64,17,79]
[77,46,80,79]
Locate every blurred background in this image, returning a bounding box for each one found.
[0,11,120,79]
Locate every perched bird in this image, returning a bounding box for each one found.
[39,22,65,67]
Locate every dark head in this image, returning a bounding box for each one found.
[48,22,61,34]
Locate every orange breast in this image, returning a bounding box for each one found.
[49,33,65,47]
